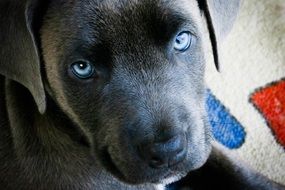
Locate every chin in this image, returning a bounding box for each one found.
[95,143,211,186]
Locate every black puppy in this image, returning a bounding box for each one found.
[0,0,283,189]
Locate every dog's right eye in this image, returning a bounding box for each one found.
[174,31,192,52]
[71,61,95,79]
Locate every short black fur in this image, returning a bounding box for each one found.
[0,0,284,190]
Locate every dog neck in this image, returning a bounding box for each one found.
[3,79,88,157]
[0,78,163,189]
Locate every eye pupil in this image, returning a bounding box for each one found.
[176,38,181,44]
[78,63,88,70]
[176,35,184,44]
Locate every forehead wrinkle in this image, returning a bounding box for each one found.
[84,0,200,40]
[71,0,204,62]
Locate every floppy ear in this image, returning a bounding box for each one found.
[197,0,241,71]
[0,0,47,114]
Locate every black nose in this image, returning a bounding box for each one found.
[138,133,187,168]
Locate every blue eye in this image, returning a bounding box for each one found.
[71,61,95,79]
[174,31,192,52]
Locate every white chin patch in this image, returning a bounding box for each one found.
[156,175,182,190]
[161,176,181,185]
[155,184,165,190]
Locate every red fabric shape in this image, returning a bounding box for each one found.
[251,80,285,147]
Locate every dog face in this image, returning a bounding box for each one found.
[0,0,240,186]
[41,0,211,184]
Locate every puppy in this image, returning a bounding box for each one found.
[0,0,283,189]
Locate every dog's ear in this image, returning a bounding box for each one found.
[197,0,241,71]
[0,0,47,114]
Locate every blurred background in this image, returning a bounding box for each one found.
[205,0,285,185]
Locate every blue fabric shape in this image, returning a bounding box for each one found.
[206,89,246,149]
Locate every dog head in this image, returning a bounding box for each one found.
[0,0,240,185]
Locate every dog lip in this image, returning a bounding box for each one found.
[100,148,127,181]
[100,148,175,184]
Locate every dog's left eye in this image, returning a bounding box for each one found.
[71,61,95,79]
[174,31,192,52]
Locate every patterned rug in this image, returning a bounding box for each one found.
[205,0,285,185]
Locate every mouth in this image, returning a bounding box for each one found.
[98,147,180,184]
[100,148,128,182]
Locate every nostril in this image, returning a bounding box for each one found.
[138,144,169,168]
[168,147,187,167]
[138,133,187,168]
[149,156,166,168]
[159,135,182,152]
